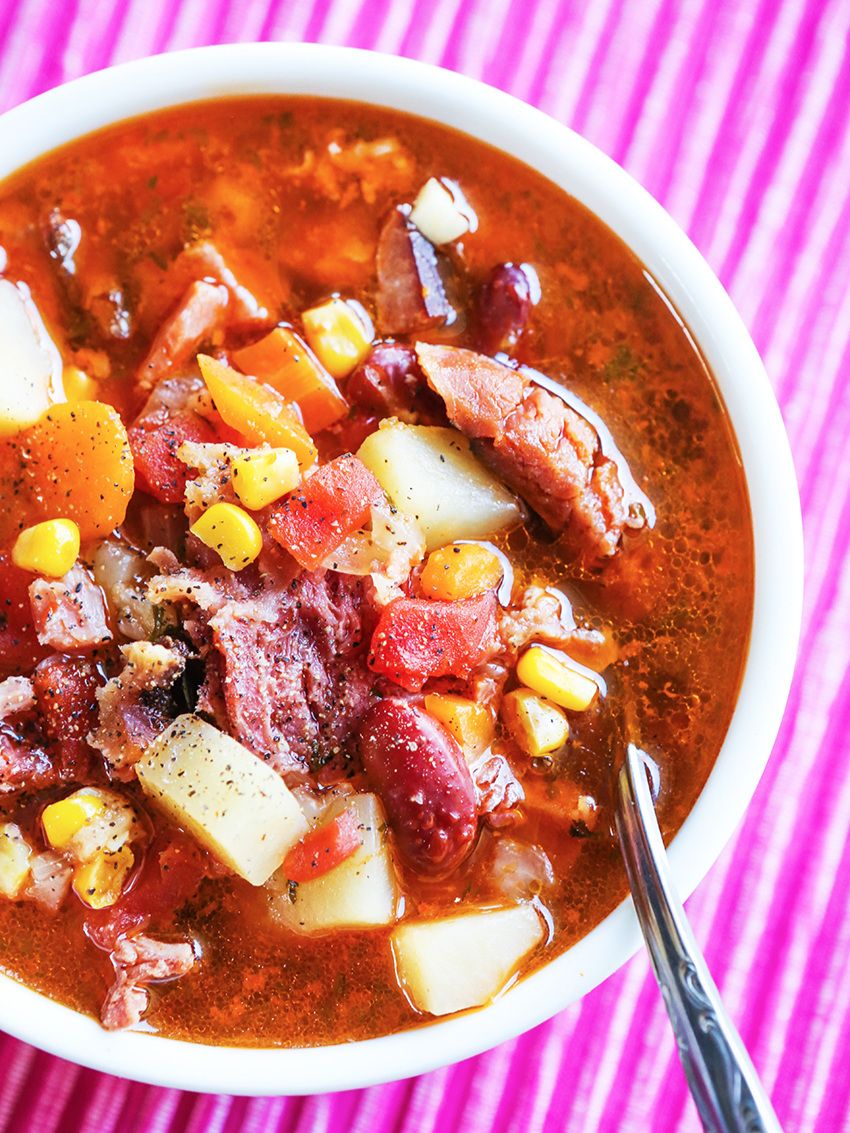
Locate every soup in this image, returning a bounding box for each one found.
[0,97,752,1046]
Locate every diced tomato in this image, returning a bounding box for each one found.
[128,410,217,504]
[268,453,385,571]
[283,808,364,882]
[85,828,208,951]
[32,653,105,780]
[0,552,50,676]
[368,592,498,692]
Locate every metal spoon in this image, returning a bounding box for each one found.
[615,742,783,1133]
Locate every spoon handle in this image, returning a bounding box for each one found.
[615,744,783,1133]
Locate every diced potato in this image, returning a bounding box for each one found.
[357,421,522,551]
[410,178,470,245]
[0,279,63,436]
[267,793,399,934]
[0,823,32,899]
[392,904,545,1016]
[137,714,309,886]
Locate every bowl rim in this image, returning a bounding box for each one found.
[0,41,803,1095]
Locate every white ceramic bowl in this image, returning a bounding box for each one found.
[0,42,803,1094]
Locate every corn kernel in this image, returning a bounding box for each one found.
[190,501,263,571]
[0,823,32,899]
[516,646,599,712]
[42,790,106,851]
[501,688,569,756]
[72,845,134,909]
[424,693,494,759]
[302,299,373,380]
[62,365,99,403]
[420,542,503,601]
[12,518,80,577]
[231,448,300,511]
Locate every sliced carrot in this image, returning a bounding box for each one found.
[10,401,134,543]
[232,328,348,434]
[197,353,317,469]
[419,542,503,601]
[283,808,363,882]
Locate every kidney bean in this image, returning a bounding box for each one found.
[478,262,533,354]
[358,698,478,877]
[347,343,446,425]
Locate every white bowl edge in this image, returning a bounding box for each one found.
[0,42,804,1094]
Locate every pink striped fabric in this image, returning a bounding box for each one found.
[0,0,846,1129]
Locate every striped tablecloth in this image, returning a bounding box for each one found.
[1,1,848,1129]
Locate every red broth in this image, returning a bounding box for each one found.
[0,98,752,1045]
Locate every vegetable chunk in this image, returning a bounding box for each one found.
[137,714,309,885]
[267,793,399,934]
[198,353,317,469]
[368,592,498,691]
[357,420,522,551]
[392,904,545,1016]
[268,453,386,571]
[0,279,63,436]
[13,401,134,542]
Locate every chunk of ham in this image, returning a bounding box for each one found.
[148,558,379,779]
[0,726,54,793]
[0,676,35,721]
[137,242,268,391]
[472,753,524,829]
[376,208,453,335]
[101,934,195,1031]
[417,344,648,558]
[29,565,112,652]
[208,570,379,778]
[138,280,229,391]
[88,641,185,776]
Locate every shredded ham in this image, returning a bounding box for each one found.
[29,565,112,652]
[88,641,185,775]
[101,934,195,1031]
[0,676,35,721]
[471,753,524,828]
[177,440,246,521]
